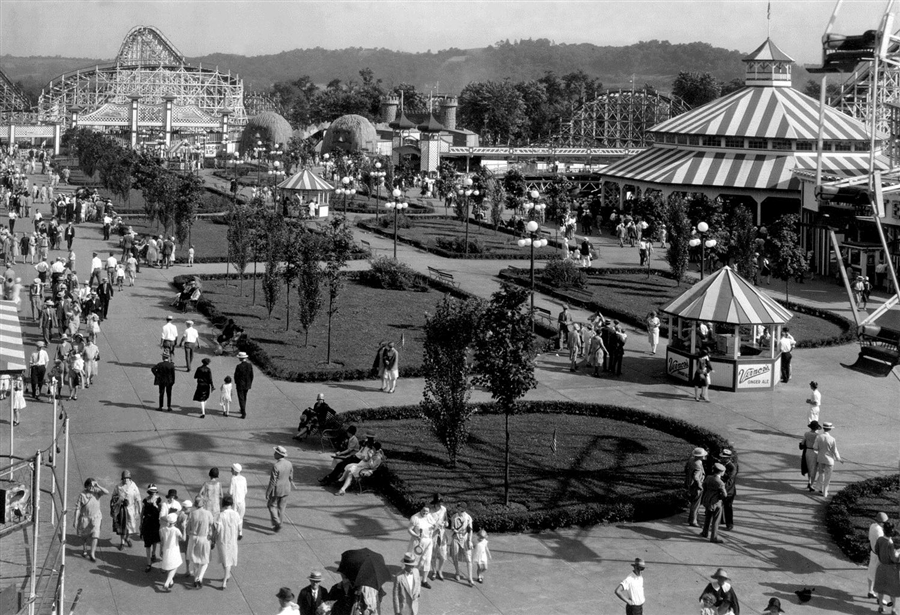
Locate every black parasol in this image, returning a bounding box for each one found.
[337,548,392,590]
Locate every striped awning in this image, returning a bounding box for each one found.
[277,169,335,192]
[602,147,890,192]
[0,301,26,373]
[661,266,793,325]
[650,87,880,141]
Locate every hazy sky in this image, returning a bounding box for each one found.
[0,0,888,64]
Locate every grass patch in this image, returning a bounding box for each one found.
[501,268,849,347]
[198,276,437,378]
[335,401,730,532]
[826,474,899,563]
[123,218,231,263]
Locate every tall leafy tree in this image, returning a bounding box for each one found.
[672,71,722,108]
[472,284,538,506]
[665,196,693,285]
[766,214,808,302]
[459,80,528,145]
[420,296,486,467]
[502,168,527,213]
[292,230,327,343]
[226,203,254,295]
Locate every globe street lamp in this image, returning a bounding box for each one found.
[522,189,545,222]
[517,220,548,331]
[689,221,718,279]
[253,134,266,188]
[333,176,356,216]
[385,188,408,259]
[371,162,386,221]
[457,177,479,256]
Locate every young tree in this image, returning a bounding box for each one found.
[226,203,254,295]
[502,168,527,214]
[766,214,808,302]
[260,211,285,318]
[289,228,326,342]
[722,205,757,279]
[321,216,354,364]
[420,296,486,467]
[665,196,693,285]
[174,172,203,246]
[472,284,538,506]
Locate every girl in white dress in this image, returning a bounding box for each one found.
[159,512,183,591]
[11,372,26,426]
[806,381,822,423]
[473,529,491,584]
[220,376,233,416]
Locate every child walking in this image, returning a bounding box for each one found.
[473,529,491,584]
[159,512,183,591]
[11,372,26,426]
[187,245,195,267]
[115,264,125,291]
[220,376,233,417]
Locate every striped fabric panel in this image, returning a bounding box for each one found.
[0,301,26,373]
[650,87,875,141]
[793,153,890,176]
[662,267,793,325]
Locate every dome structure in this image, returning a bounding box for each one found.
[321,114,378,155]
[241,111,293,152]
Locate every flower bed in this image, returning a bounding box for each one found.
[328,401,730,532]
[826,474,900,563]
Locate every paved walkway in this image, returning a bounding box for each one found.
[2,175,898,615]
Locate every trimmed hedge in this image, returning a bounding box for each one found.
[826,474,900,563]
[333,401,730,533]
[499,267,854,348]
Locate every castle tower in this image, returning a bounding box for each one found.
[440,96,458,130]
[381,97,399,124]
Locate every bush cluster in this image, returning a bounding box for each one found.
[359,256,427,291]
[542,256,587,289]
[434,236,487,254]
[334,400,730,533]
[826,474,899,563]
[376,213,413,229]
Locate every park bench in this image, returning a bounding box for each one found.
[427,266,460,288]
[533,306,555,329]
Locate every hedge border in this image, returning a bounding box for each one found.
[499,267,854,349]
[328,400,730,533]
[825,473,899,563]
[357,220,558,261]
[172,270,561,382]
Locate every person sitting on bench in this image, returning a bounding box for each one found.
[293,393,336,440]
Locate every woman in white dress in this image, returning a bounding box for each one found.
[805,381,821,423]
[11,372,25,426]
[214,495,241,589]
[159,512,183,591]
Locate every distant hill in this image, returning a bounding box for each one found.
[1,38,812,102]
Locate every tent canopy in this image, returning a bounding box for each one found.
[661,266,793,325]
[0,300,26,373]
[277,169,334,192]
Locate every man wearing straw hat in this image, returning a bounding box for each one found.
[266,445,294,532]
[297,570,326,615]
[234,351,253,419]
[393,553,422,615]
[813,421,843,498]
[614,558,646,614]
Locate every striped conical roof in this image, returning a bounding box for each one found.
[650,86,876,141]
[0,300,26,373]
[661,266,793,325]
[277,169,335,192]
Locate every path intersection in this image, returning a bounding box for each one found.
[4,176,898,615]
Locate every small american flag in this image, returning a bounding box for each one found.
[550,428,558,454]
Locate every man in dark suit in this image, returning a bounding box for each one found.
[720,449,739,531]
[96,277,113,321]
[234,351,253,419]
[151,351,176,411]
[297,570,326,615]
[265,446,293,532]
[328,574,355,615]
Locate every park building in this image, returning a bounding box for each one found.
[599,38,890,277]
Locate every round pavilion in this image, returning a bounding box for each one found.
[661,266,793,391]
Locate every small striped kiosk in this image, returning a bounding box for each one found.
[277,169,334,217]
[661,267,793,391]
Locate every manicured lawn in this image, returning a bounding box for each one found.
[370,217,540,257]
[369,412,691,518]
[200,277,438,376]
[828,475,899,563]
[123,218,229,261]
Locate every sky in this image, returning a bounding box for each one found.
[0,0,889,64]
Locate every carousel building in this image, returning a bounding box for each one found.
[35,26,247,149]
[601,39,889,225]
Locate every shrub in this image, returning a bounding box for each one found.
[359,256,427,291]
[826,474,900,563]
[377,213,412,229]
[333,401,730,533]
[542,256,587,289]
[434,236,487,254]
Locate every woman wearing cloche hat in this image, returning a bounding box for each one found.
[159,512,183,591]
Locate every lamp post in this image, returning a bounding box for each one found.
[385,188,408,259]
[517,220,548,331]
[522,189,545,222]
[689,221,717,279]
[371,161,386,221]
[253,133,265,189]
[457,177,479,256]
[334,176,356,216]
